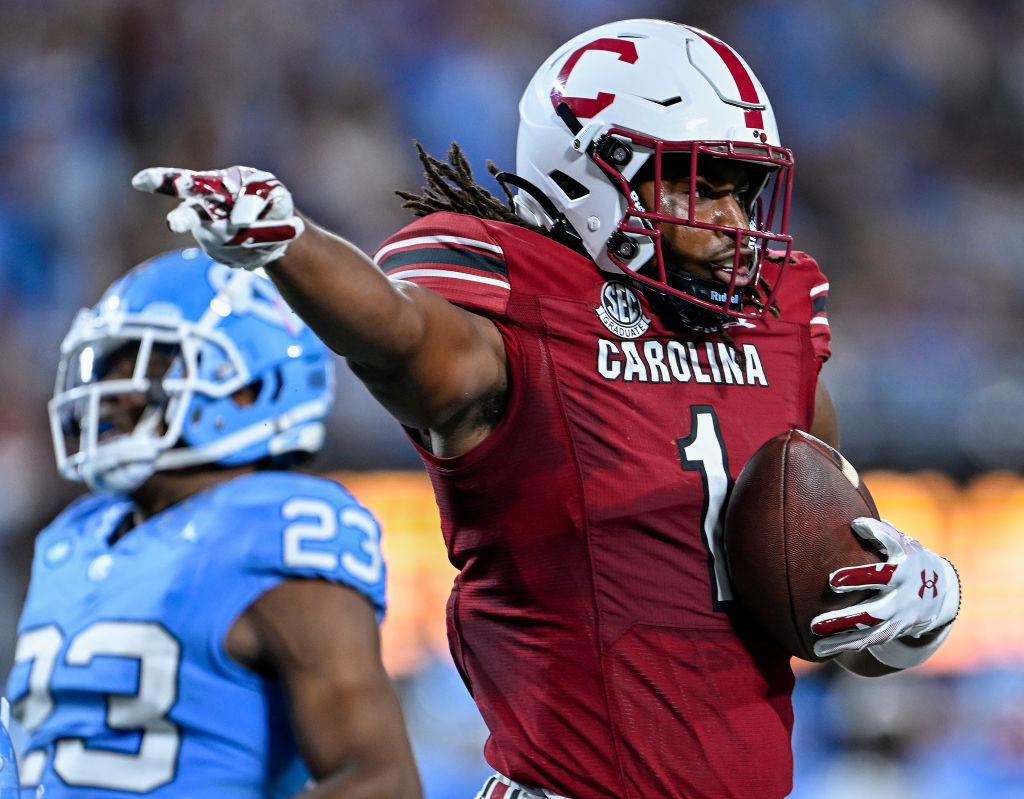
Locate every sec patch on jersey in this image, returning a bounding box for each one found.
[724,429,882,662]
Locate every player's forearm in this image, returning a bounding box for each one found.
[290,690,423,799]
[267,217,425,366]
[267,216,506,432]
[297,767,422,799]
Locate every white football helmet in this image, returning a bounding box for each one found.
[515,19,795,327]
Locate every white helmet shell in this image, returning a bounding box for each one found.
[516,19,794,323]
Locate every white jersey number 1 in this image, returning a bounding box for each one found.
[677,404,734,605]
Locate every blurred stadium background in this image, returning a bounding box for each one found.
[1,1,1022,796]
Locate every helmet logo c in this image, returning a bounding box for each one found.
[550,38,638,120]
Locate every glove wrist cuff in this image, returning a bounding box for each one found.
[235,242,289,271]
[943,558,962,626]
[932,557,961,630]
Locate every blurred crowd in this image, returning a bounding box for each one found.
[2,0,1023,796]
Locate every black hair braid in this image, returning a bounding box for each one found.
[750,275,781,320]
[395,141,537,229]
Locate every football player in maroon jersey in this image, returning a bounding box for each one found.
[134,19,960,799]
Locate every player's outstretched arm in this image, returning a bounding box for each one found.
[809,518,961,677]
[226,579,423,799]
[273,218,507,448]
[132,167,507,446]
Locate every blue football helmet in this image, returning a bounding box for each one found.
[49,249,335,494]
[0,699,19,799]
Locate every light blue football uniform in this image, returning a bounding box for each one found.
[5,472,387,799]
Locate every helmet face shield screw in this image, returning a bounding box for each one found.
[595,136,633,170]
[608,143,630,166]
[609,232,639,260]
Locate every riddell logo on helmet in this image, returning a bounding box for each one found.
[708,288,742,304]
[596,281,650,338]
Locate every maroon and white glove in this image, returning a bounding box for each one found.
[132,166,304,271]
[810,517,960,667]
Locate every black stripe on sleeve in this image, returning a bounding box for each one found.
[812,294,827,315]
[380,246,508,278]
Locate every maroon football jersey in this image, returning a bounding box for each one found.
[376,212,831,799]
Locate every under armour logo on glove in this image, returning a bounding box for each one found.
[132,166,305,271]
[919,570,939,599]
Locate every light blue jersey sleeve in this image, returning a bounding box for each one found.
[188,471,389,677]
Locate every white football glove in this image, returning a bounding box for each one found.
[810,517,960,667]
[131,166,305,271]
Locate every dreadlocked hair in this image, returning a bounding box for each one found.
[396,141,538,229]
[750,274,781,320]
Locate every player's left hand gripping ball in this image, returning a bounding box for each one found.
[132,166,305,271]
[810,517,961,663]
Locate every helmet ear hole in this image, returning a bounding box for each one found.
[550,170,589,201]
[232,378,264,408]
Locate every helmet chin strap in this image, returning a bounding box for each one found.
[662,263,747,313]
[626,253,756,333]
[85,460,155,495]
[624,272,732,334]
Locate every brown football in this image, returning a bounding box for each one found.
[723,429,882,662]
